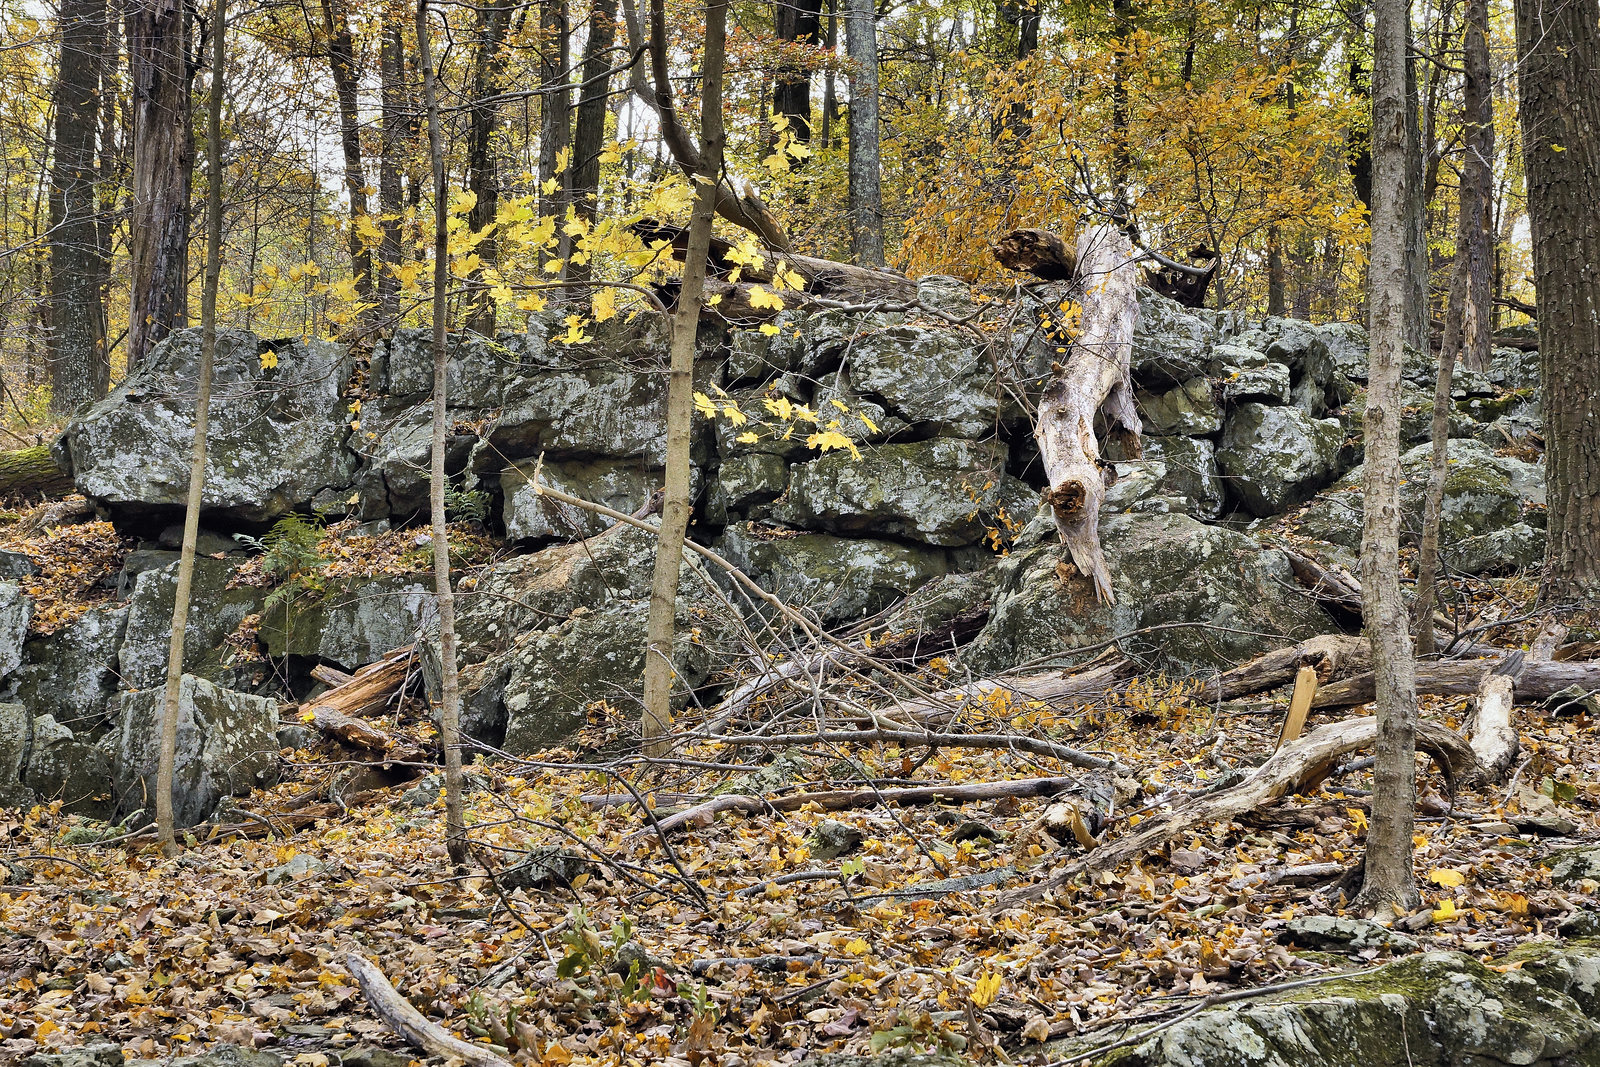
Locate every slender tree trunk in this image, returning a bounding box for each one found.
[464,0,513,334]
[567,0,617,286]
[48,0,110,415]
[1412,0,1495,653]
[1515,0,1600,605]
[1109,0,1134,209]
[1401,45,1428,354]
[156,0,224,856]
[377,11,406,324]
[416,0,468,866]
[1266,225,1287,316]
[319,0,375,320]
[843,0,882,265]
[539,0,571,272]
[1355,0,1421,914]
[640,0,727,753]
[126,0,194,368]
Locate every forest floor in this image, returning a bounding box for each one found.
[3,636,1597,1067]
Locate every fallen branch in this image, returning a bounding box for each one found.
[1198,635,1370,703]
[1314,657,1600,708]
[346,951,513,1067]
[865,660,1132,725]
[712,727,1126,772]
[636,776,1083,837]
[303,644,414,718]
[311,707,426,764]
[995,716,1479,906]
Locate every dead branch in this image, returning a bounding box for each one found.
[995,228,1078,281]
[1027,224,1141,602]
[636,776,1083,837]
[302,645,414,718]
[346,951,514,1067]
[1198,635,1370,703]
[710,727,1127,772]
[866,660,1132,724]
[996,716,1479,906]
[1314,657,1600,708]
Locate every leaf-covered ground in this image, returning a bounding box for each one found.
[3,659,1596,1066]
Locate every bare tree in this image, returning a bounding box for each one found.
[156,0,225,856]
[464,0,513,333]
[416,0,468,866]
[843,0,882,265]
[317,0,376,321]
[1355,0,1422,913]
[640,0,728,752]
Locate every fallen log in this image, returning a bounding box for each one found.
[994,228,1078,281]
[711,726,1127,772]
[311,707,427,765]
[868,659,1132,724]
[304,645,414,718]
[347,952,513,1067]
[1198,635,1370,703]
[637,775,1084,837]
[1026,224,1142,602]
[996,716,1479,906]
[1281,547,1364,620]
[0,445,73,498]
[1314,657,1600,709]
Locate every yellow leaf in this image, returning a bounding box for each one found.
[806,430,861,460]
[592,286,617,322]
[1432,898,1458,921]
[736,431,759,444]
[694,392,718,418]
[972,970,1002,1008]
[844,937,870,955]
[759,323,781,336]
[747,286,786,311]
[1429,869,1466,888]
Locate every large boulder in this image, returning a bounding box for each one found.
[118,558,264,691]
[1079,945,1600,1067]
[9,711,115,817]
[777,438,1035,547]
[1105,435,1227,520]
[0,703,34,809]
[114,676,279,827]
[1217,403,1348,516]
[0,580,31,681]
[501,457,660,541]
[962,512,1333,676]
[259,574,434,669]
[717,523,952,626]
[452,525,736,751]
[0,604,127,733]
[1137,378,1222,436]
[839,322,1000,437]
[57,329,356,527]
[1131,291,1216,387]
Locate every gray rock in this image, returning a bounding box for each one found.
[59,329,356,526]
[276,724,314,751]
[21,1043,126,1067]
[1448,523,1546,576]
[0,549,38,579]
[265,853,326,885]
[501,846,592,889]
[501,457,659,541]
[1131,290,1217,387]
[1138,378,1222,435]
[125,1045,282,1067]
[118,557,263,691]
[1558,910,1600,938]
[0,702,33,809]
[114,676,280,827]
[779,438,1035,547]
[811,820,865,859]
[1549,846,1600,885]
[844,323,999,437]
[258,574,433,669]
[962,512,1332,676]
[707,452,790,523]
[1221,362,1293,404]
[1,604,128,733]
[717,523,950,626]
[1488,345,1541,391]
[1106,436,1226,520]
[1217,404,1347,516]
[1283,915,1419,953]
[0,580,31,681]
[0,704,114,816]
[157,525,238,555]
[1089,945,1600,1067]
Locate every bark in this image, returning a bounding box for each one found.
[1469,670,1517,782]
[1314,657,1600,708]
[1356,0,1421,914]
[318,0,375,318]
[1030,225,1141,602]
[641,0,727,753]
[1266,224,1287,316]
[47,0,111,415]
[464,0,513,333]
[843,0,883,265]
[1401,46,1428,355]
[304,645,414,717]
[1514,0,1600,606]
[1001,717,1479,906]
[126,0,193,368]
[376,13,406,323]
[346,953,513,1067]
[538,0,571,271]
[311,708,426,764]
[773,0,823,146]
[156,0,224,858]
[994,228,1077,280]
[566,0,618,286]
[417,0,467,868]
[0,446,74,497]
[1199,635,1372,703]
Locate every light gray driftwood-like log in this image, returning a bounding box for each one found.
[1029,225,1141,602]
[346,952,513,1067]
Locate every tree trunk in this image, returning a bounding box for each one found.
[1401,44,1428,355]
[417,0,468,868]
[843,0,883,266]
[567,0,618,286]
[157,0,224,858]
[377,13,407,324]
[1412,0,1495,655]
[538,0,571,272]
[126,0,194,368]
[463,0,513,334]
[1355,0,1421,914]
[1029,225,1141,602]
[1266,224,1287,316]
[773,0,823,147]
[640,0,727,754]
[318,0,375,320]
[47,0,110,416]
[1514,0,1600,606]
[0,446,74,497]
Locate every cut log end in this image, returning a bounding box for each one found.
[995,228,1078,281]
